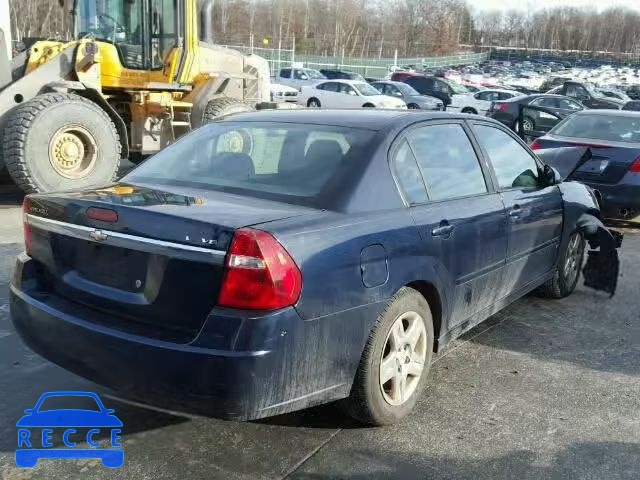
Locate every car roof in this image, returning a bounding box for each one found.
[316,79,366,85]
[569,109,640,118]
[504,94,570,103]
[481,88,522,94]
[220,109,503,131]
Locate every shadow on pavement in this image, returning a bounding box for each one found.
[288,441,640,480]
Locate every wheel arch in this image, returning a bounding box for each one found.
[73,88,129,160]
[406,280,443,352]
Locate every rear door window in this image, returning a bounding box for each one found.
[405,124,488,201]
[391,140,428,205]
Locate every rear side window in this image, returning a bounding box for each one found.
[473,124,539,189]
[125,123,374,204]
[406,124,488,201]
[391,140,428,205]
[321,82,339,92]
[279,69,291,78]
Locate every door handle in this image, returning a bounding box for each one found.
[432,222,454,238]
[509,205,523,218]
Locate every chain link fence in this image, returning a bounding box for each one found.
[222,40,489,80]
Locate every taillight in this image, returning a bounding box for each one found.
[630,156,640,173]
[22,197,32,255]
[494,102,508,111]
[218,228,302,310]
[86,207,118,223]
[529,140,542,150]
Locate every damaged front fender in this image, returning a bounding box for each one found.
[558,181,623,297]
[577,213,623,297]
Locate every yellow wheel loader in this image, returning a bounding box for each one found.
[0,0,272,193]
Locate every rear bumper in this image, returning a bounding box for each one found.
[586,181,640,222]
[10,255,366,420]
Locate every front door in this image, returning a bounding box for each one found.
[471,123,563,295]
[391,122,508,325]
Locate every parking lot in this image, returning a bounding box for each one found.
[1,182,638,479]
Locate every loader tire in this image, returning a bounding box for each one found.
[3,93,121,193]
[202,97,254,123]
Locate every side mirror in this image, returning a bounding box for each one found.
[542,164,562,186]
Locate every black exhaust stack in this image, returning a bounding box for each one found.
[200,0,215,44]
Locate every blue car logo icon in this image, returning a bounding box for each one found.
[16,391,123,468]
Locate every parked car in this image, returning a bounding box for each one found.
[622,100,640,111]
[370,81,443,110]
[298,79,406,109]
[270,83,299,104]
[549,81,624,109]
[319,69,366,81]
[389,71,423,82]
[540,76,573,92]
[488,94,584,132]
[400,76,470,108]
[624,85,640,100]
[448,88,523,115]
[11,110,617,425]
[530,110,640,223]
[275,67,326,89]
[597,87,631,102]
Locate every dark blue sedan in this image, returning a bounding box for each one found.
[531,110,640,224]
[10,110,618,425]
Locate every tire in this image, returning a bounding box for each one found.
[343,287,434,425]
[522,116,535,132]
[538,231,586,299]
[203,97,254,123]
[407,103,420,110]
[307,98,321,108]
[461,107,477,114]
[3,93,121,194]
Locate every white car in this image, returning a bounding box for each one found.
[448,88,523,115]
[275,67,326,89]
[298,80,407,109]
[270,83,299,104]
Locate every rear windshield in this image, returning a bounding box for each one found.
[125,122,375,205]
[551,114,640,143]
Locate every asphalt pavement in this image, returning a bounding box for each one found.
[0,182,638,480]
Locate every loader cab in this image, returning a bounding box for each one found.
[74,0,185,74]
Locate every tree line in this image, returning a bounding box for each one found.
[7,0,640,59]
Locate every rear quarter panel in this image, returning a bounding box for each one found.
[263,209,451,393]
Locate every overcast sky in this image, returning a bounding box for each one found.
[472,0,640,12]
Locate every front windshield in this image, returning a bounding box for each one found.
[583,83,607,99]
[354,82,382,96]
[304,69,326,80]
[443,78,469,94]
[396,83,420,96]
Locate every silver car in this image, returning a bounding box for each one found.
[371,80,444,110]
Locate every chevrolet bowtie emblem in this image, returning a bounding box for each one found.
[89,230,109,242]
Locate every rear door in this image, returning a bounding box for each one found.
[471,123,563,295]
[391,121,508,325]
